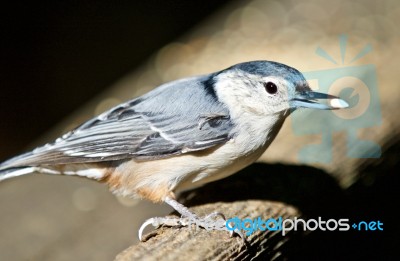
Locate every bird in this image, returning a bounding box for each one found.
[0,60,348,240]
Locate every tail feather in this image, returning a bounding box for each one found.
[0,151,38,170]
[0,148,109,182]
[0,151,64,182]
[0,162,107,182]
[0,167,37,182]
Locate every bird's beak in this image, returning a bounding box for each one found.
[291,90,349,110]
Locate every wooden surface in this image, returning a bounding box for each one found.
[115,201,300,261]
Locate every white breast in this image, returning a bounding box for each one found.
[174,112,286,192]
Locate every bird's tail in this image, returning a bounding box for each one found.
[0,156,108,182]
[0,151,39,182]
[0,166,38,182]
[0,147,110,182]
[0,150,69,182]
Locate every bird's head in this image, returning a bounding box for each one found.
[213,61,348,118]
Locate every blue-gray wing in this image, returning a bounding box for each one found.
[0,75,234,168]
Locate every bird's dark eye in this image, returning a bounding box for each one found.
[264,82,278,94]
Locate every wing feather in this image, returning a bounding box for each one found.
[0,75,234,169]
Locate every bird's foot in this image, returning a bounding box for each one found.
[138,197,244,241]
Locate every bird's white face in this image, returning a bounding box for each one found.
[214,67,348,121]
[214,69,302,118]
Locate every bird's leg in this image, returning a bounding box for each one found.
[138,196,243,241]
[164,197,228,231]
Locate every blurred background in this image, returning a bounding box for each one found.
[0,0,399,260]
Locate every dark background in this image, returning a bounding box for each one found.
[0,0,231,161]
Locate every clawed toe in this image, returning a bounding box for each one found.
[138,216,183,241]
[138,218,155,241]
[204,211,226,221]
[138,213,245,242]
[138,197,246,242]
[229,227,245,241]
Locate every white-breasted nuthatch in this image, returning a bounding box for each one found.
[0,61,348,240]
